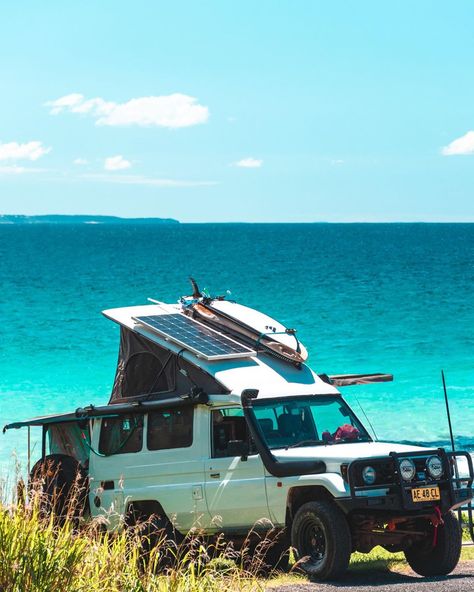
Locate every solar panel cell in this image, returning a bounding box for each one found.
[133,314,256,361]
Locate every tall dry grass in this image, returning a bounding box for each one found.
[0,468,290,592]
[0,499,274,591]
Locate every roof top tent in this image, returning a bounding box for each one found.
[109,324,229,404]
[102,302,345,401]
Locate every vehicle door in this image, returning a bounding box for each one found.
[124,405,208,532]
[204,407,271,529]
[88,414,144,530]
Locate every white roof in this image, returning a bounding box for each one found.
[103,304,339,399]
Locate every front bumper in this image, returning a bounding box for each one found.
[338,449,473,515]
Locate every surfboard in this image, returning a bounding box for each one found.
[181,288,308,364]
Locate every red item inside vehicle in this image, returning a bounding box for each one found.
[333,424,360,441]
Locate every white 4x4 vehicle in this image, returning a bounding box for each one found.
[6,297,473,581]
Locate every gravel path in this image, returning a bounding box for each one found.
[269,561,474,592]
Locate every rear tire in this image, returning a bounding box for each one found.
[131,511,181,570]
[404,511,462,576]
[291,500,351,581]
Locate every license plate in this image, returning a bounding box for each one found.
[411,486,440,502]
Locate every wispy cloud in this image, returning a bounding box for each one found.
[0,140,51,161]
[46,92,209,128]
[104,155,131,171]
[0,165,48,175]
[81,173,218,187]
[441,131,474,155]
[330,159,344,166]
[73,157,88,165]
[234,157,263,168]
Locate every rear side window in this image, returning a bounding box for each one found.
[99,415,144,455]
[147,407,193,450]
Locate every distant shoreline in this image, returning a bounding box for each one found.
[2,215,474,225]
[0,214,180,225]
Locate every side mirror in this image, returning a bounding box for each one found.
[227,439,249,461]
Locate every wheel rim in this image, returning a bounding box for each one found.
[299,515,327,567]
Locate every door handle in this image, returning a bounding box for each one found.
[210,472,220,479]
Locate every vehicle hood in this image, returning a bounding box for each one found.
[273,441,427,466]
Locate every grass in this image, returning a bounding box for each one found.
[0,500,265,592]
[0,476,472,592]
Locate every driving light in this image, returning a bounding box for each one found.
[399,458,416,481]
[426,455,443,479]
[362,466,376,485]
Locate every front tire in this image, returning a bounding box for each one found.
[291,500,351,581]
[404,511,462,576]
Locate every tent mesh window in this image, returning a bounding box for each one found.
[123,352,168,399]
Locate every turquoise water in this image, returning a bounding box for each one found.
[1,223,473,475]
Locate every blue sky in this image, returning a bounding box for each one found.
[1,1,474,222]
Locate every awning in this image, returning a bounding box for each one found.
[3,412,84,432]
[3,390,209,433]
[319,373,394,387]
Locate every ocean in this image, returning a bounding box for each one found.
[1,223,473,476]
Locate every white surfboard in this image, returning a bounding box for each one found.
[184,298,308,364]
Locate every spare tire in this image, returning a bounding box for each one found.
[29,454,88,522]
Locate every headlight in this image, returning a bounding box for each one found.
[362,466,376,485]
[399,458,416,481]
[426,455,443,479]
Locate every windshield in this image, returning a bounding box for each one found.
[252,395,371,449]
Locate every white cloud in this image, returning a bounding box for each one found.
[46,92,209,128]
[73,158,88,165]
[47,93,84,115]
[82,173,218,188]
[104,155,132,171]
[0,140,51,161]
[331,159,344,166]
[234,157,263,168]
[441,131,474,155]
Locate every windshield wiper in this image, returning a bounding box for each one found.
[286,439,321,450]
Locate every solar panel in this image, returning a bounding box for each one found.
[133,313,256,361]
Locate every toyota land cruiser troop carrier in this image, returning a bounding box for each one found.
[5,285,473,581]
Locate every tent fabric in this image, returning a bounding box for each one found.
[47,422,90,464]
[109,327,228,404]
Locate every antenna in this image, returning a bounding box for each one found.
[441,369,455,452]
[352,393,378,441]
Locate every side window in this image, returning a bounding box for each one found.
[211,408,251,458]
[147,407,193,450]
[99,415,143,455]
